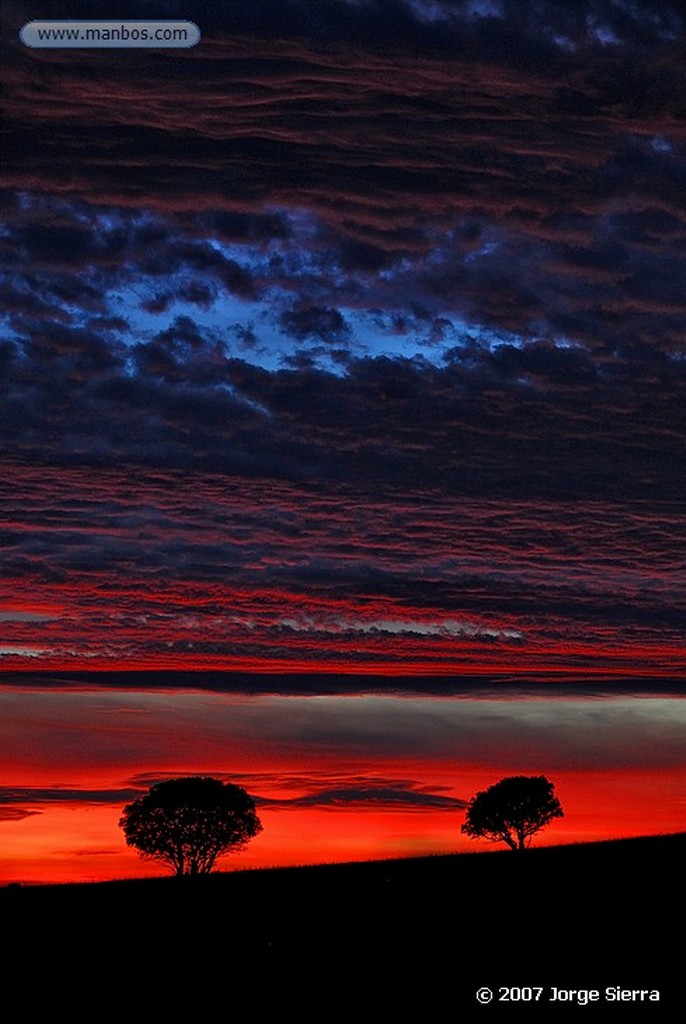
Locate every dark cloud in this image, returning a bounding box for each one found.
[0,806,40,822]
[261,782,467,810]
[0,787,139,804]
[199,209,291,244]
[25,0,677,52]
[280,305,351,344]
[3,0,685,373]
[123,770,466,809]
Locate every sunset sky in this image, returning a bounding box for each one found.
[1,0,685,882]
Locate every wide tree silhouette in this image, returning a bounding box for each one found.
[461,775,563,851]
[119,776,262,875]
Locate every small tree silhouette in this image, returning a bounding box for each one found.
[461,775,563,851]
[119,776,262,875]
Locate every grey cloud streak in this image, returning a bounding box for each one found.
[4,689,686,771]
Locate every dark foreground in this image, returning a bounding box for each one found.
[3,833,683,1022]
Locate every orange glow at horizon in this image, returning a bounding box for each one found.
[1,771,684,884]
[1,685,684,884]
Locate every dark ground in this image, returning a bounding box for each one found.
[3,833,683,1022]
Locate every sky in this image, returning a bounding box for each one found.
[1,0,685,881]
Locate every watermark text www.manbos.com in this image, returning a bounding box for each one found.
[475,985,661,1007]
[20,21,200,49]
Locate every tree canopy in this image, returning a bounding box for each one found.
[119,776,263,875]
[461,775,563,851]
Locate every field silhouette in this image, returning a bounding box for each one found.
[3,833,682,1021]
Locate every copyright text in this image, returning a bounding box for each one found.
[476,985,661,1006]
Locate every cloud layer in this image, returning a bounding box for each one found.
[1,0,684,674]
[1,466,684,673]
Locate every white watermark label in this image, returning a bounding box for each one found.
[20,21,201,49]
[475,985,662,1007]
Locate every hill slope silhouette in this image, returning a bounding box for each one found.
[3,833,682,1020]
